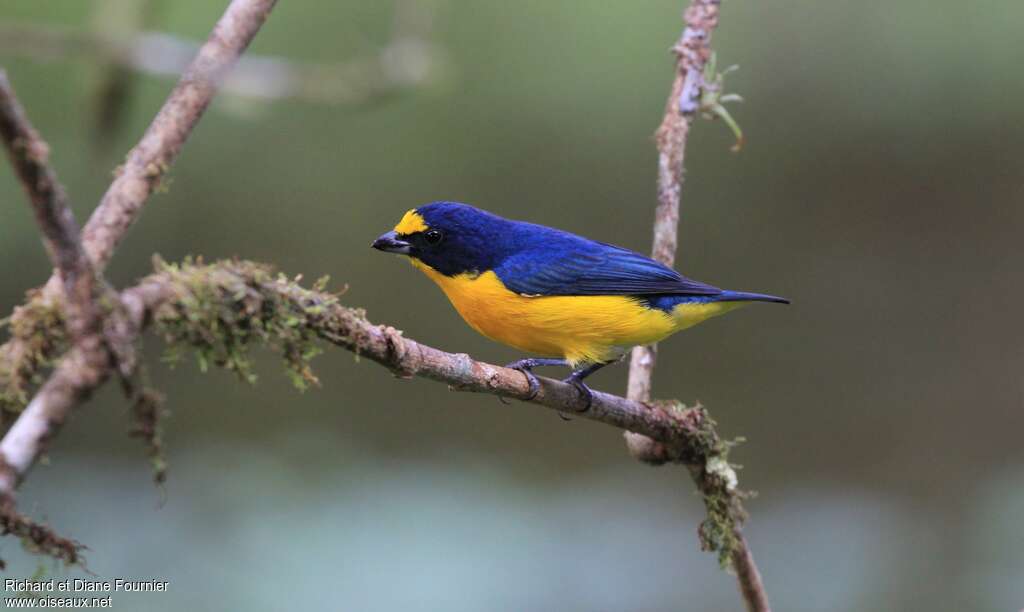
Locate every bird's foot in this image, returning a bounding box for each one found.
[559,360,612,412]
[503,364,540,403]
[501,358,569,403]
[562,374,594,413]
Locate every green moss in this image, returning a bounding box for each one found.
[0,293,68,416]
[649,401,750,571]
[0,259,352,567]
[151,258,339,392]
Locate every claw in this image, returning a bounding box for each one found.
[501,358,569,403]
[559,360,612,413]
[563,376,594,412]
[515,367,541,401]
[504,361,542,401]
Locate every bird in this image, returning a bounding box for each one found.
[372,201,788,409]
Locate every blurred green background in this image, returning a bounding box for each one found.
[2,1,1023,610]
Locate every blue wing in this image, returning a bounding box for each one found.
[494,229,722,297]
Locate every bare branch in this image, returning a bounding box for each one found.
[734,534,771,612]
[622,2,772,610]
[81,0,279,271]
[0,73,75,275]
[0,72,98,342]
[626,0,721,460]
[0,344,109,495]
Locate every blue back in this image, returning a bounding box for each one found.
[409,202,788,306]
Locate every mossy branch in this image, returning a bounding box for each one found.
[0,258,752,568]
[0,0,281,421]
[136,259,732,448]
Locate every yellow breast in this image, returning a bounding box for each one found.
[410,260,742,365]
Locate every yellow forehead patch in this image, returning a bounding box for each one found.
[393,209,428,235]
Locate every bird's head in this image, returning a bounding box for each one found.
[372,202,510,276]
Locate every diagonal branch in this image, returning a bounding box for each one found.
[131,262,718,446]
[81,0,279,270]
[0,72,108,566]
[0,73,80,282]
[0,259,731,495]
[0,72,99,343]
[623,2,772,611]
[0,0,280,416]
[0,258,741,565]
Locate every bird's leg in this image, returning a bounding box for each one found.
[562,361,614,412]
[502,358,570,401]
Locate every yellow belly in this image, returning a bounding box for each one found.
[412,261,741,365]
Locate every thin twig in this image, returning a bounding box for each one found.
[622,2,772,610]
[734,534,771,612]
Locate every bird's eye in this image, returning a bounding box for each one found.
[424,229,444,246]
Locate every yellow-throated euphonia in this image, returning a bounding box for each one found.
[373,202,787,406]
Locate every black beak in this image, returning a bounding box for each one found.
[371,230,411,255]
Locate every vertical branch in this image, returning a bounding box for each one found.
[625,0,720,462]
[623,2,772,611]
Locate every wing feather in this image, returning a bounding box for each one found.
[495,241,721,297]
